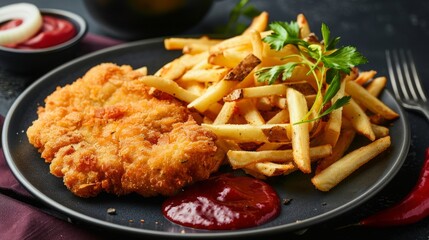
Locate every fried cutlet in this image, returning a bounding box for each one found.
[26,63,224,198]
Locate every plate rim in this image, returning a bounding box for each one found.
[1,38,411,238]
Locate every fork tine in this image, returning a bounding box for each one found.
[387,49,429,122]
[386,50,401,101]
[399,49,419,100]
[392,49,411,101]
[406,50,428,102]
[387,49,427,103]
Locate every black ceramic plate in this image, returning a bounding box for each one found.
[2,39,410,239]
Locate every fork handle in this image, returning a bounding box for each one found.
[423,106,429,122]
[405,103,429,122]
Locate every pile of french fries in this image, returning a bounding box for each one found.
[138,12,399,191]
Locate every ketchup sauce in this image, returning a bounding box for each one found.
[162,173,281,230]
[0,15,76,49]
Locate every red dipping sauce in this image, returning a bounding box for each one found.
[162,173,281,230]
[0,15,76,49]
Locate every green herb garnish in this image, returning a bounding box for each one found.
[263,21,308,50]
[255,21,368,123]
[217,0,261,35]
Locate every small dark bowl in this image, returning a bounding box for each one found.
[83,0,213,40]
[0,8,87,75]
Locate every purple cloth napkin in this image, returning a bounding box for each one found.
[80,33,124,53]
[0,115,98,239]
[0,34,123,239]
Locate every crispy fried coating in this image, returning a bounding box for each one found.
[27,63,224,197]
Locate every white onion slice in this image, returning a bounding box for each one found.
[0,3,43,45]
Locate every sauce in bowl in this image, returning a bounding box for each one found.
[162,173,281,230]
[0,15,76,49]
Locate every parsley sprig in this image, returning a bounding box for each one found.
[256,21,368,123]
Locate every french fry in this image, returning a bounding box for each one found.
[242,164,268,179]
[262,42,299,60]
[354,75,387,114]
[319,78,346,146]
[209,46,251,68]
[354,70,377,85]
[297,13,311,39]
[209,34,252,53]
[371,123,390,138]
[342,98,376,141]
[181,68,229,82]
[315,127,356,174]
[287,87,311,173]
[248,30,265,86]
[307,91,323,129]
[270,95,316,110]
[266,109,290,124]
[140,76,199,103]
[178,52,210,69]
[182,43,211,54]
[188,80,238,113]
[235,71,258,89]
[312,136,391,191]
[366,76,387,97]
[345,79,399,120]
[243,11,269,35]
[156,58,187,80]
[224,84,287,101]
[164,36,221,50]
[202,123,291,143]
[288,81,317,95]
[249,30,263,60]
[211,101,243,154]
[256,109,290,151]
[271,96,288,109]
[236,99,265,125]
[140,76,222,115]
[227,144,332,168]
[213,101,237,125]
[188,54,261,112]
[254,162,295,177]
[176,80,206,96]
[224,53,261,81]
[215,139,242,153]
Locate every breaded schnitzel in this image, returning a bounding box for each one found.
[27,63,224,198]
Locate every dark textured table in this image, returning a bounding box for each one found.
[1,0,428,239]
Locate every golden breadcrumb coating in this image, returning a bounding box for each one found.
[27,63,224,197]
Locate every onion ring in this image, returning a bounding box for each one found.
[0,3,43,45]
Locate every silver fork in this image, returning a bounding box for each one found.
[386,49,429,121]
